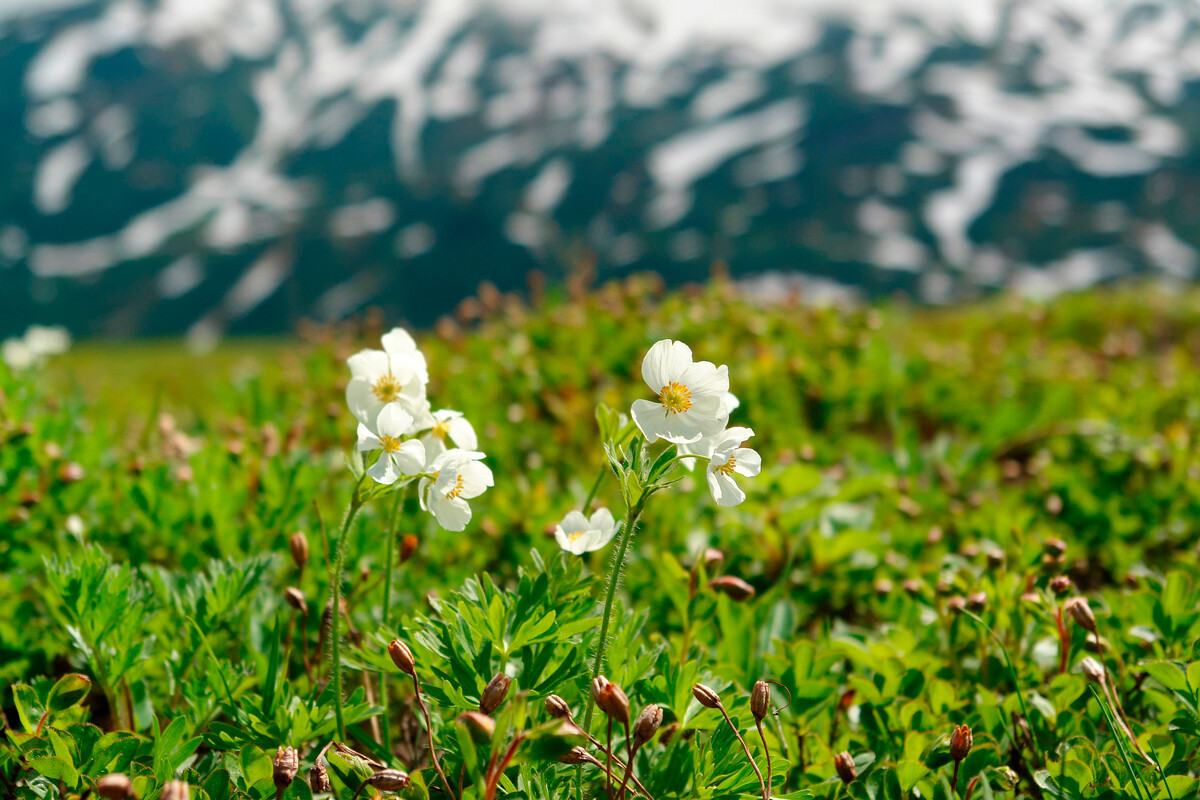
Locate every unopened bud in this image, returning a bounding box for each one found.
[289,532,309,569]
[308,763,332,793]
[1043,538,1067,557]
[902,579,922,597]
[950,724,973,763]
[946,596,967,613]
[96,774,135,799]
[702,548,725,571]
[457,711,496,743]
[558,746,591,765]
[365,770,410,792]
[388,639,416,675]
[692,683,721,709]
[1049,575,1072,595]
[592,676,630,725]
[985,549,1004,568]
[834,752,857,784]
[273,747,299,791]
[632,704,663,748]
[480,673,512,714]
[1080,656,1105,683]
[160,782,189,800]
[1064,596,1097,633]
[750,680,771,722]
[708,575,756,601]
[57,462,85,483]
[400,534,419,562]
[545,694,571,719]
[284,587,307,613]
[967,591,987,611]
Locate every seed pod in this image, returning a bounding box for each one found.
[592,676,630,725]
[967,591,987,611]
[1049,575,1072,595]
[545,694,571,719]
[1064,597,1097,633]
[457,711,496,743]
[1079,656,1105,684]
[632,704,663,748]
[750,680,771,722]
[834,751,857,784]
[289,532,309,569]
[708,575,756,601]
[480,673,512,714]
[558,746,591,765]
[284,587,307,613]
[273,746,299,791]
[96,773,135,799]
[388,640,416,675]
[1043,538,1067,557]
[985,549,1004,569]
[400,534,419,562]
[308,763,332,793]
[946,596,967,613]
[702,548,725,571]
[950,724,973,763]
[365,769,410,792]
[160,781,189,800]
[692,683,721,709]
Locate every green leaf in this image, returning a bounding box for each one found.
[12,683,45,733]
[46,674,91,714]
[29,756,79,788]
[1142,661,1189,694]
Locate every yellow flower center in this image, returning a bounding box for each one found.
[659,381,692,414]
[717,456,737,476]
[379,434,401,453]
[567,530,586,541]
[431,419,451,440]
[372,372,403,403]
[444,474,465,499]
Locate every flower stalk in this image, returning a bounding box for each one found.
[330,476,365,741]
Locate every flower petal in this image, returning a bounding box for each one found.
[458,461,494,499]
[392,439,427,475]
[707,467,746,506]
[347,349,389,381]
[367,451,401,485]
[681,361,729,397]
[448,416,478,449]
[355,423,382,452]
[588,507,615,537]
[641,339,692,391]
[631,398,667,440]
[346,378,380,426]
[430,495,472,531]
[376,403,415,438]
[732,447,762,477]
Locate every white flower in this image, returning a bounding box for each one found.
[631,339,729,444]
[2,338,34,370]
[24,325,71,357]
[346,328,429,427]
[677,392,741,470]
[357,404,427,485]
[554,508,618,554]
[705,427,761,506]
[421,409,478,462]
[419,449,494,531]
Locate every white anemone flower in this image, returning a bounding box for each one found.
[419,449,494,531]
[631,339,729,444]
[346,329,429,427]
[706,427,761,506]
[421,409,478,462]
[677,392,741,470]
[24,325,71,357]
[554,508,618,555]
[2,338,35,370]
[357,404,426,485]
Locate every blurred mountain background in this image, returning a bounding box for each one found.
[2,0,1199,342]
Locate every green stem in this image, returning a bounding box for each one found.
[379,489,403,754]
[332,480,366,741]
[581,464,607,515]
[961,610,1040,765]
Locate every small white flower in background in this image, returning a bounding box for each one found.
[555,508,618,555]
[705,427,761,506]
[357,403,426,485]
[631,339,729,444]
[677,392,741,470]
[2,338,34,370]
[419,449,494,531]
[2,324,71,370]
[346,327,429,428]
[421,409,478,462]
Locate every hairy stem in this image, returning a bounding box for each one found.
[379,489,403,754]
[331,480,364,741]
[411,671,456,800]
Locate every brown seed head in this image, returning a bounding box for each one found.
[708,575,756,601]
[1064,596,1097,633]
[702,548,725,571]
[160,781,189,800]
[545,694,571,719]
[692,683,721,709]
[750,680,771,722]
[834,752,857,784]
[1043,538,1067,557]
[96,773,135,799]
[967,591,987,611]
[388,640,416,675]
[480,673,512,714]
[632,704,663,748]
[273,746,299,790]
[592,676,630,725]
[365,769,410,792]
[308,763,332,793]
[288,533,309,570]
[1049,575,1072,595]
[284,587,307,613]
[558,746,592,765]
[950,724,973,763]
[946,596,967,613]
[1080,656,1106,684]
[457,711,496,743]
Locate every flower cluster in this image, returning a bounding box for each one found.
[2,325,71,371]
[347,327,492,531]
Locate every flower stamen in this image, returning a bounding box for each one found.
[379,434,402,453]
[567,530,586,541]
[659,381,692,414]
[431,419,450,440]
[717,457,737,476]
[372,372,403,403]
[444,474,465,499]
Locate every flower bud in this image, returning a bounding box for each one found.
[702,548,725,571]
[750,680,771,722]
[1049,575,1072,595]
[400,534,419,562]
[388,639,416,675]
[946,596,967,613]
[708,575,756,601]
[1043,538,1067,557]
[692,683,721,709]
[161,782,189,800]
[289,532,309,569]
[558,746,591,765]
[967,591,987,611]
[308,763,332,793]
[457,711,496,743]
[834,752,857,784]
[96,774,135,799]
[545,694,571,719]
[480,673,512,714]
[902,579,922,597]
[1064,597,1097,633]
[950,724,973,763]
[273,747,299,791]
[1080,656,1105,683]
[58,462,85,483]
[592,676,630,725]
[284,587,307,613]
[365,770,410,792]
[632,704,663,748]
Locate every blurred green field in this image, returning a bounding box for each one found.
[5,278,1200,800]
